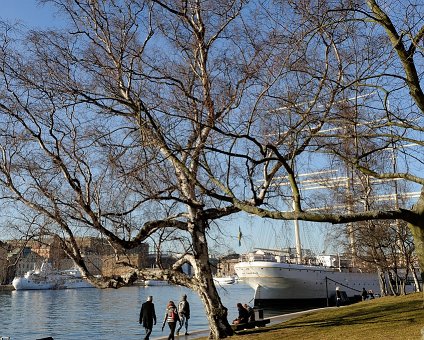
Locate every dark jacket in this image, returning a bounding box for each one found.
[245,305,255,322]
[140,300,157,329]
[237,305,249,324]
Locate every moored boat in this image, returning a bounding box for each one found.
[234,250,380,308]
[213,276,236,285]
[12,262,94,290]
[143,279,170,286]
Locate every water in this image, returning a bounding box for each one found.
[0,283,255,340]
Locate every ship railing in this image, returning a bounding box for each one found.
[325,276,362,293]
[325,276,362,307]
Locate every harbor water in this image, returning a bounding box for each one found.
[0,283,261,340]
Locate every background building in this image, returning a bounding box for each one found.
[216,253,239,277]
[1,237,150,283]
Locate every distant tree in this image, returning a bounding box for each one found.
[225,0,424,294]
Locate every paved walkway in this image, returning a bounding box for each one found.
[152,307,332,340]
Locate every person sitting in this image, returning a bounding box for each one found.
[335,286,342,307]
[232,303,249,324]
[243,303,255,323]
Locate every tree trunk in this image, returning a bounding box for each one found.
[409,223,424,298]
[408,188,424,303]
[195,278,234,339]
[378,269,387,296]
[410,264,422,293]
[191,219,234,339]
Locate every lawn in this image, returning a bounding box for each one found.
[198,293,424,340]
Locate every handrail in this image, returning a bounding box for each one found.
[325,276,362,307]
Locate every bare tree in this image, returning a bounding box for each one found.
[0,0,263,337]
[0,0,351,336]
[1,1,424,338]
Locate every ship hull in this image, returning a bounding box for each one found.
[143,280,170,286]
[234,261,380,308]
[12,265,94,291]
[12,277,55,290]
[213,276,236,285]
[12,276,94,290]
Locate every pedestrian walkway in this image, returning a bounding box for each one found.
[152,306,332,340]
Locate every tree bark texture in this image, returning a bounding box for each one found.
[408,188,424,297]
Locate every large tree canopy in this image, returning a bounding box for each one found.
[1,0,424,338]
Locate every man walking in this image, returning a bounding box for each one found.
[139,296,157,340]
[176,294,190,335]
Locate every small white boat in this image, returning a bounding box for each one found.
[213,276,236,285]
[12,262,94,290]
[143,280,170,286]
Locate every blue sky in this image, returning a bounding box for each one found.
[1,1,60,28]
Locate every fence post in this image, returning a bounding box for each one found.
[325,276,329,307]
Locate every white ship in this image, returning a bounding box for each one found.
[12,262,94,290]
[234,250,380,308]
[234,167,423,308]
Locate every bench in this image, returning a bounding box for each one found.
[231,318,270,331]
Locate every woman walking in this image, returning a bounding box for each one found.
[161,300,181,340]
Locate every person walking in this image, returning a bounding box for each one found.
[162,300,181,340]
[176,294,190,336]
[139,296,157,340]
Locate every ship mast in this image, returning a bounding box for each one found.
[293,201,302,264]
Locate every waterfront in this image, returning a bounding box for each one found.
[0,283,256,340]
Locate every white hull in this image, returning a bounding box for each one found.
[213,276,236,285]
[12,277,93,290]
[143,280,170,286]
[234,261,380,304]
[12,277,55,290]
[12,264,94,291]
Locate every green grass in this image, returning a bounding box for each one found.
[198,293,424,340]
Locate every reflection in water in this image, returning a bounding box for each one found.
[0,284,256,340]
